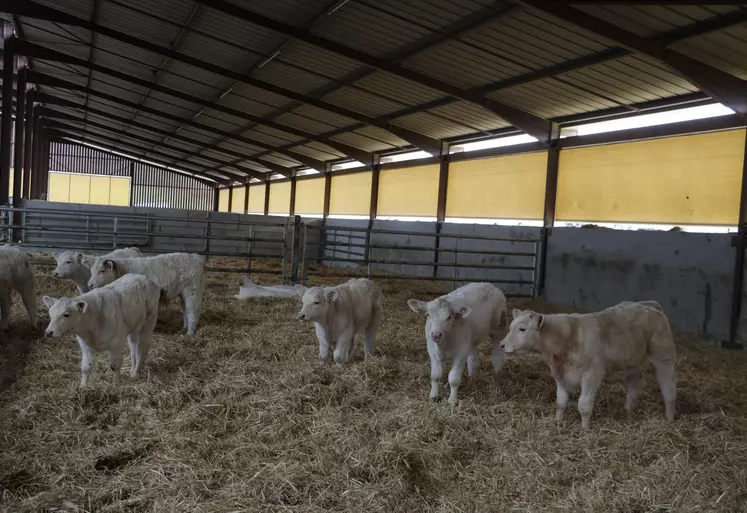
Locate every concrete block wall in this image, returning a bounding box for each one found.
[544,227,734,342]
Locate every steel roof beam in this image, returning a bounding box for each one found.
[45,130,222,186]
[26,70,307,176]
[521,1,747,118]
[18,42,331,172]
[42,109,268,181]
[38,92,277,179]
[44,123,238,185]
[194,0,555,143]
[4,1,382,164]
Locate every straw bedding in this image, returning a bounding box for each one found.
[1,256,746,512]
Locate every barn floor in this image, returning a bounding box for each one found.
[1,257,747,512]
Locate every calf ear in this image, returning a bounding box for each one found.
[104,260,116,271]
[294,284,307,297]
[75,252,84,263]
[80,255,94,268]
[457,306,472,319]
[52,252,61,260]
[42,296,57,308]
[536,314,544,330]
[512,308,522,319]
[407,299,427,314]
[77,301,88,313]
[326,289,339,302]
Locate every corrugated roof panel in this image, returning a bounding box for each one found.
[33,0,93,18]
[322,86,403,117]
[364,0,504,31]
[221,0,330,25]
[274,41,365,81]
[194,111,245,132]
[157,60,231,95]
[487,81,591,119]
[218,139,266,155]
[674,24,747,81]
[288,142,343,161]
[89,78,148,105]
[217,94,281,119]
[199,149,237,163]
[93,34,165,70]
[290,104,356,129]
[87,98,138,119]
[18,20,92,60]
[403,40,524,90]
[142,93,197,120]
[330,132,396,153]
[224,84,297,109]
[130,114,182,133]
[351,126,409,147]
[252,61,334,96]
[188,7,288,55]
[242,127,303,147]
[175,31,263,74]
[354,72,445,106]
[201,108,252,128]
[575,5,741,38]
[311,1,431,58]
[98,0,188,48]
[425,101,511,132]
[558,54,697,106]
[109,0,198,25]
[272,112,336,135]
[257,154,299,168]
[393,112,477,140]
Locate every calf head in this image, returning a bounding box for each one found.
[43,296,88,338]
[52,251,85,279]
[295,285,337,322]
[88,259,118,289]
[500,309,544,354]
[407,297,471,344]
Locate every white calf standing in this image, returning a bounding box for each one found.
[408,282,507,405]
[0,245,37,329]
[295,278,381,363]
[500,303,676,429]
[52,247,141,294]
[88,253,206,336]
[43,274,162,386]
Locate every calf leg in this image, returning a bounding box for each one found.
[625,371,645,412]
[0,291,10,330]
[363,305,380,361]
[78,340,95,388]
[555,378,570,422]
[333,330,354,364]
[182,290,202,336]
[127,336,139,379]
[106,344,124,385]
[467,346,478,377]
[19,282,38,328]
[429,354,443,402]
[447,353,468,406]
[491,337,504,374]
[651,356,676,422]
[132,332,152,380]
[180,296,188,330]
[315,323,330,361]
[578,372,603,430]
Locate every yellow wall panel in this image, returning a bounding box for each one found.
[109,177,130,206]
[89,176,111,205]
[247,184,266,213]
[556,129,746,225]
[218,188,230,212]
[295,178,325,215]
[378,164,440,217]
[330,172,371,216]
[269,181,291,214]
[48,172,70,203]
[231,186,246,213]
[69,174,91,204]
[446,152,547,220]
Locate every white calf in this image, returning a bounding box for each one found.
[43,274,162,386]
[88,252,205,335]
[0,245,37,329]
[236,275,297,299]
[52,247,141,294]
[295,278,381,363]
[408,282,507,405]
[500,303,676,429]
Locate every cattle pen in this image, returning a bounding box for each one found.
[2,1,747,512]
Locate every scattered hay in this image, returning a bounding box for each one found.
[1,258,747,512]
